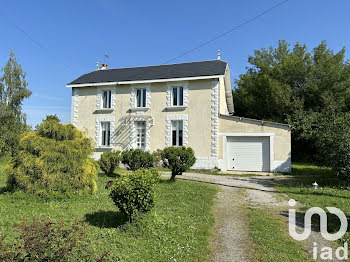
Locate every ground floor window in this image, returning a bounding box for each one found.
[171,120,183,146]
[135,121,146,150]
[101,122,111,146]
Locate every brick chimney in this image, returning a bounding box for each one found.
[100,64,108,70]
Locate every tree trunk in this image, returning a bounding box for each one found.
[170,172,176,181]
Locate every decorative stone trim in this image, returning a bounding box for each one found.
[146,86,151,108]
[130,84,151,108]
[129,119,136,148]
[165,114,188,146]
[95,116,115,148]
[166,81,188,107]
[96,87,116,109]
[71,88,79,126]
[211,80,219,158]
[145,120,151,151]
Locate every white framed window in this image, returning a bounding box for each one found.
[101,122,111,146]
[171,120,183,146]
[102,90,112,109]
[135,121,146,150]
[136,89,147,107]
[172,87,184,106]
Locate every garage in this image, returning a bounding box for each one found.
[226,136,270,172]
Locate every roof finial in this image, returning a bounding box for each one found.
[217,50,221,60]
[96,61,99,70]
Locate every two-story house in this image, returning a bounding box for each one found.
[67,58,291,172]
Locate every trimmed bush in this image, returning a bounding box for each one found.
[5,116,98,196]
[98,150,121,176]
[0,219,109,261]
[109,168,160,221]
[121,149,155,171]
[161,146,196,180]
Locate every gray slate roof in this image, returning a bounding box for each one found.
[68,60,227,85]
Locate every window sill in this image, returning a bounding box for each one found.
[96,146,114,150]
[130,107,149,112]
[165,106,187,111]
[95,108,114,113]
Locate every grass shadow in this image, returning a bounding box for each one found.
[85,210,127,228]
[0,186,10,194]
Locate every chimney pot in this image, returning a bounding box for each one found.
[217,50,221,60]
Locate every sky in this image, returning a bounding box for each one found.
[1,0,350,127]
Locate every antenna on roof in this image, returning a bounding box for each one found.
[217,50,221,60]
[103,53,109,63]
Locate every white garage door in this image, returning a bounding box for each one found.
[227,136,270,172]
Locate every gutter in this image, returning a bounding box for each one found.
[219,114,291,128]
[66,75,224,88]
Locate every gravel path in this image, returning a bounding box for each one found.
[175,173,340,262]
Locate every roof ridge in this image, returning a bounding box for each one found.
[102,59,226,71]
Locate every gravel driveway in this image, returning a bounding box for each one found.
[175,173,339,262]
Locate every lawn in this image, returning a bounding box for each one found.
[0,158,217,261]
[274,163,350,244]
[248,208,312,262]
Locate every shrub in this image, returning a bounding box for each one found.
[161,146,196,180]
[98,150,121,176]
[5,116,98,196]
[152,149,163,167]
[0,219,110,261]
[121,149,155,171]
[110,168,160,221]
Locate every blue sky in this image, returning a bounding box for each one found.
[1,0,349,126]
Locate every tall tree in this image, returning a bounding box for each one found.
[233,41,350,162]
[0,51,31,156]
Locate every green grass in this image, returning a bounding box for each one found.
[274,163,350,244]
[248,208,312,262]
[0,158,217,261]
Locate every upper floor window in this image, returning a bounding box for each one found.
[101,122,111,146]
[102,90,112,109]
[136,89,147,107]
[171,120,183,146]
[172,87,183,106]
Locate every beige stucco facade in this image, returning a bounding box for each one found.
[70,64,291,172]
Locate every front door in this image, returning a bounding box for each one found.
[135,121,146,150]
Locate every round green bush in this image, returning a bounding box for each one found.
[5,116,98,196]
[161,146,196,180]
[98,150,121,176]
[121,149,155,171]
[109,168,160,221]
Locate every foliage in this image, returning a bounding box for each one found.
[5,116,98,196]
[313,109,350,186]
[98,150,121,176]
[121,149,155,171]
[0,219,97,262]
[152,149,163,167]
[0,51,32,156]
[161,146,196,180]
[0,158,217,261]
[109,168,160,221]
[233,40,350,162]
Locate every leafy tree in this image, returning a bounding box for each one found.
[161,146,196,180]
[0,51,31,156]
[233,41,350,162]
[5,116,98,196]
